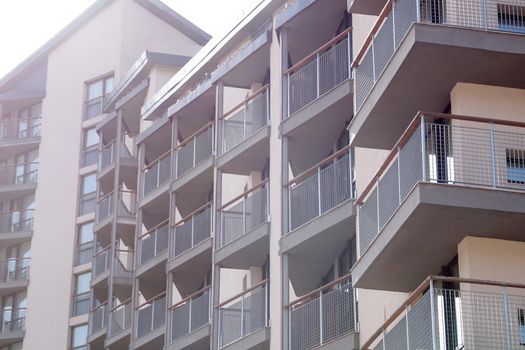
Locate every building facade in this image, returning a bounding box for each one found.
[1,0,525,349]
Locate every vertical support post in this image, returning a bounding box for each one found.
[317,167,322,216]
[243,106,247,140]
[282,136,290,234]
[281,29,290,119]
[240,293,245,338]
[490,123,497,188]
[189,296,193,334]
[392,0,397,47]
[397,147,402,203]
[382,329,386,350]
[347,31,352,79]
[405,306,411,350]
[429,279,438,350]
[316,53,321,98]
[191,215,195,247]
[420,115,427,181]
[242,195,247,236]
[376,177,380,233]
[482,0,488,30]
[371,39,376,82]
[172,118,178,180]
[216,82,224,156]
[416,0,421,22]
[264,281,269,327]
[503,287,512,350]
[319,291,324,345]
[283,254,290,350]
[193,138,197,167]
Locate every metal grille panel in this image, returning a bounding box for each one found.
[373,14,394,79]
[354,47,374,111]
[378,159,400,230]
[399,125,423,201]
[359,187,378,255]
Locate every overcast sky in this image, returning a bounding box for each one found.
[0,0,259,78]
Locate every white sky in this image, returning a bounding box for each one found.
[0,0,259,78]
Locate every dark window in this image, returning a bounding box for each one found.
[506,149,525,184]
[498,4,525,33]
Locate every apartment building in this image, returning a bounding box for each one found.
[2,0,525,349]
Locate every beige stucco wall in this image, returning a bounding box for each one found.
[352,13,377,59]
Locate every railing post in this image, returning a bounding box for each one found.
[240,294,245,338]
[490,123,497,188]
[288,183,292,232]
[415,0,421,22]
[397,147,402,203]
[371,38,376,82]
[503,287,512,350]
[317,167,322,216]
[191,215,195,247]
[376,177,380,233]
[319,291,324,345]
[193,139,197,167]
[405,305,410,350]
[392,0,396,47]
[316,53,320,98]
[242,196,247,236]
[189,298,193,334]
[429,279,438,350]
[264,281,269,327]
[286,73,291,119]
[243,106,247,140]
[156,159,161,188]
[420,116,427,181]
[347,32,352,78]
[482,0,488,30]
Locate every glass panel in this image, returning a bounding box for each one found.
[82,174,96,194]
[79,223,94,244]
[104,77,114,94]
[76,273,91,293]
[71,324,88,347]
[87,80,103,100]
[85,128,98,147]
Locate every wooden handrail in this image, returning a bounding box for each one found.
[218,179,269,211]
[355,111,525,204]
[175,121,214,150]
[285,27,353,75]
[288,145,351,186]
[135,291,166,309]
[286,272,352,308]
[95,244,112,255]
[352,0,393,68]
[110,297,132,312]
[216,279,269,309]
[90,300,109,313]
[139,218,169,239]
[172,201,213,227]
[170,286,211,310]
[222,84,269,119]
[361,275,525,350]
[143,148,171,171]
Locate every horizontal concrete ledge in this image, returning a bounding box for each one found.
[165,324,210,350]
[275,0,317,30]
[135,250,168,278]
[221,327,270,350]
[167,238,212,273]
[172,157,214,192]
[132,326,165,350]
[0,330,25,347]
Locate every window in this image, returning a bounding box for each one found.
[76,222,94,265]
[71,324,88,350]
[498,4,525,33]
[82,128,99,167]
[79,173,97,215]
[73,272,91,316]
[84,76,114,120]
[519,309,525,345]
[506,149,525,185]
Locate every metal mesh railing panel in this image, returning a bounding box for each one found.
[245,92,268,137]
[385,314,408,350]
[143,154,171,195]
[374,14,394,79]
[195,126,213,165]
[177,140,194,177]
[139,223,168,265]
[221,201,244,246]
[171,302,190,341]
[399,125,423,201]
[110,302,131,336]
[408,290,433,350]
[355,47,375,111]
[378,159,400,230]
[223,110,245,152]
[290,172,319,231]
[493,129,525,190]
[359,187,378,255]
[318,38,350,96]
[321,284,355,343]
[191,290,210,332]
[394,0,418,46]
[244,187,267,234]
[136,295,166,339]
[319,154,352,213]
[93,249,109,277]
[290,297,321,350]
[173,221,192,256]
[289,59,317,116]
[193,206,212,246]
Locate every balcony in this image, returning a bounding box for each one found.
[0,210,33,244]
[217,86,270,174]
[141,150,171,205]
[106,298,132,347]
[283,31,353,175]
[350,0,525,149]
[354,113,525,291]
[136,220,169,276]
[98,136,137,188]
[0,307,25,347]
[168,203,212,296]
[282,147,355,295]
[0,164,38,199]
[362,276,525,350]
[92,245,133,290]
[89,302,108,342]
[95,190,136,232]
[173,122,214,214]
[166,287,210,350]
[0,117,41,155]
[133,292,166,349]
[0,258,29,296]
[288,274,357,350]
[215,182,270,269]
[92,245,111,286]
[218,280,270,350]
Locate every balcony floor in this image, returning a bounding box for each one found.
[350,24,525,149]
[165,324,210,350]
[221,327,270,350]
[0,330,24,347]
[353,182,525,292]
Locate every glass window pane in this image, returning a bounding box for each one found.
[82,174,96,194]
[76,273,91,293]
[87,80,103,100]
[79,223,94,244]
[71,324,88,347]
[104,77,114,94]
[85,128,99,147]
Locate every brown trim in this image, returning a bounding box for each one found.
[143,148,171,171]
[175,121,214,150]
[110,297,132,312]
[288,146,351,186]
[222,85,270,119]
[215,279,269,309]
[139,218,169,239]
[285,27,353,75]
[89,299,109,313]
[286,273,352,308]
[218,179,269,211]
[135,291,166,310]
[172,201,213,227]
[169,286,211,310]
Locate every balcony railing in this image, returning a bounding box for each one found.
[217,280,269,348]
[288,146,354,232]
[89,301,108,335]
[0,163,38,186]
[143,150,171,196]
[138,219,169,265]
[0,258,30,282]
[286,28,352,117]
[93,245,110,277]
[353,0,525,112]
[113,246,133,279]
[216,181,269,249]
[363,276,525,350]
[222,85,269,154]
[134,292,166,339]
[169,286,210,344]
[0,307,26,334]
[99,136,135,170]
[96,190,137,223]
[176,122,214,178]
[288,273,355,350]
[171,202,212,259]
[0,117,41,142]
[73,291,91,316]
[109,298,132,337]
[358,112,525,255]
[0,209,33,234]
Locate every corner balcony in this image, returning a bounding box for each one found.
[362,276,525,350]
[166,287,211,350]
[0,307,25,347]
[282,147,355,295]
[95,190,136,233]
[133,292,166,350]
[173,122,214,216]
[106,298,132,348]
[92,245,133,293]
[0,164,38,200]
[88,301,108,344]
[168,203,212,296]
[0,117,41,155]
[0,210,33,244]
[217,280,270,350]
[215,182,270,269]
[353,113,525,292]
[0,258,30,296]
[283,30,353,174]
[217,86,270,174]
[98,136,137,190]
[350,0,525,149]
[136,220,169,278]
[288,274,357,350]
